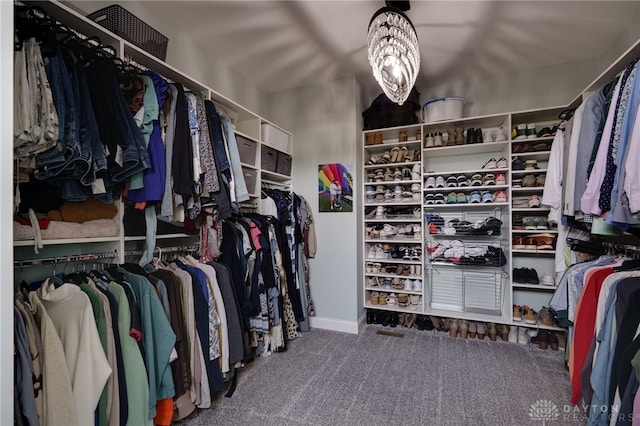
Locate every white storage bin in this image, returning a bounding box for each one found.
[261,123,290,153]
[422,96,465,123]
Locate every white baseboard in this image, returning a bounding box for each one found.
[309,316,359,334]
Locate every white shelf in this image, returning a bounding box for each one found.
[426,202,510,208]
[364,258,423,264]
[512,229,558,234]
[365,286,424,295]
[365,179,421,185]
[423,141,510,157]
[364,302,423,313]
[512,169,547,175]
[364,238,422,243]
[365,200,422,206]
[512,249,556,255]
[512,283,558,290]
[14,236,120,247]
[364,161,421,169]
[511,136,555,143]
[511,151,552,160]
[511,320,565,332]
[261,170,292,181]
[511,187,544,192]
[364,218,422,223]
[512,207,551,212]
[424,184,509,193]
[424,167,509,177]
[364,140,422,150]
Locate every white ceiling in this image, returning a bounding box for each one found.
[69,1,640,100]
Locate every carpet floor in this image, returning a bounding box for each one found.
[179,324,587,425]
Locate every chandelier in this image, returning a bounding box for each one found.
[367,4,420,105]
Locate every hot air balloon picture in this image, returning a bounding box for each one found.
[318,163,353,213]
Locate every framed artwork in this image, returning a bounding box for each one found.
[318,163,353,213]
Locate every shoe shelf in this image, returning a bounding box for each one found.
[365,218,421,223]
[424,167,509,177]
[365,258,423,264]
[365,200,422,206]
[512,249,556,255]
[512,283,558,290]
[511,168,547,175]
[511,187,544,193]
[364,301,423,314]
[512,229,558,234]
[511,207,550,212]
[367,179,421,185]
[365,285,423,296]
[512,320,565,332]
[423,141,510,158]
[423,184,509,193]
[512,136,554,144]
[363,140,422,150]
[427,202,510,208]
[365,238,422,244]
[364,160,421,170]
[511,151,552,160]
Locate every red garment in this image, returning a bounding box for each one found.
[14,215,50,229]
[153,397,173,426]
[570,266,613,404]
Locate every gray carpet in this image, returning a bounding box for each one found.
[180,324,587,425]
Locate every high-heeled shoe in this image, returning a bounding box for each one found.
[487,323,498,341]
[449,318,459,338]
[459,320,469,339]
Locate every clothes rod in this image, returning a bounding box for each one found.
[14,250,118,267]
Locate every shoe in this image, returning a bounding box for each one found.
[449,318,459,338]
[466,128,475,145]
[525,268,539,284]
[513,305,523,322]
[535,217,549,230]
[425,176,436,188]
[455,126,465,145]
[532,330,549,350]
[549,332,559,351]
[512,157,526,170]
[424,193,435,205]
[522,174,536,187]
[526,123,537,139]
[468,322,477,338]
[512,215,524,229]
[514,124,527,140]
[511,178,522,188]
[531,233,555,250]
[412,164,422,180]
[538,307,555,326]
[425,132,434,148]
[446,192,458,204]
[435,176,446,188]
[434,193,446,204]
[456,192,468,203]
[523,216,537,230]
[370,291,380,305]
[475,128,484,144]
[540,273,555,286]
[483,173,495,186]
[476,322,486,340]
[434,132,443,147]
[470,174,483,186]
[525,159,539,170]
[494,128,506,141]
[536,174,546,187]
[495,173,506,185]
[536,127,553,138]
[494,191,507,203]
[446,176,458,188]
[528,195,541,208]
[487,323,498,341]
[523,307,537,324]
[498,324,509,341]
[483,158,497,169]
[481,191,493,203]
[457,175,469,187]
[459,320,469,339]
[513,235,526,249]
[517,327,528,344]
[469,191,482,204]
[508,326,518,342]
[496,157,508,168]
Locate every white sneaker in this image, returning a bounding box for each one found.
[517,327,528,344]
[412,164,422,180]
[541,273,555,286]
[412,280,422,291]
[508,326,518,342]
[425,176,436,188]
[435,176,446,188]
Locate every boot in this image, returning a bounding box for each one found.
[487,323,498,341]
[476,322,486,340]
[449,318,459,338]
[498,324,509,341]
[459,320,469,339]
[455,126,465,145]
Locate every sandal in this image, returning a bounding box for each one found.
[370,291,380,305]
[390,147,400,163]
[397,293,410,307]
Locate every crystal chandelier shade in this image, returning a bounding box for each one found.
[367,6,420,105]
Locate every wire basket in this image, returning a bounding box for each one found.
[87,4,168,60]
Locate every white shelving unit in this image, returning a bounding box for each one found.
[13,0,293,277]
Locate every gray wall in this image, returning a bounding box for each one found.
[267,77,362,331]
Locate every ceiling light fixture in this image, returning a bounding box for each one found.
[367,1,420,105]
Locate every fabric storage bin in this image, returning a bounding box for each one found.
[261,123,290,152]
[276,151,292,176]
[261,145,278,172]
[243,168,258,194]
[421,96,465,123]
[236,134,257,166]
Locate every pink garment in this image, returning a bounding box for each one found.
[581,77,623,215]
[623,103,640,212]
[249,220,262,251]
[633,388,640,426]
